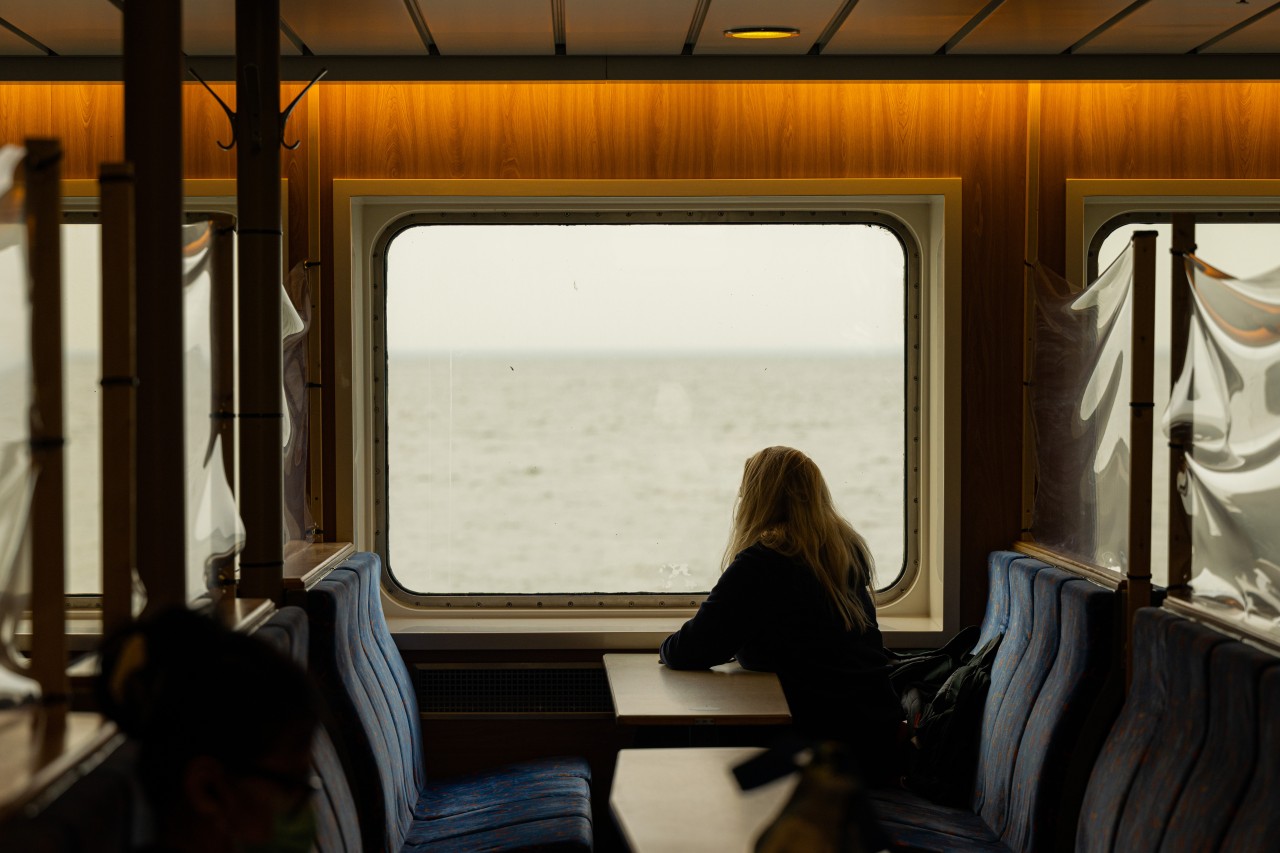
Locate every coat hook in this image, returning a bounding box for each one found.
[188,66,237,150]
[281,67,328,150]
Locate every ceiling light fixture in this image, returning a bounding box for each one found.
[723,26,800,40]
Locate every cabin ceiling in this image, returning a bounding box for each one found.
[0,0,1277,79]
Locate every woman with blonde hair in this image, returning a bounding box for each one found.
[661,447,901,772]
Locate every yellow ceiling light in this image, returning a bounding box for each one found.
[723,27,800,40]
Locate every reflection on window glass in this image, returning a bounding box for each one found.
[1096,222,1280,589]
[385,223,908,595]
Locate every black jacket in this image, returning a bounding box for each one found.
[660,543,902,744]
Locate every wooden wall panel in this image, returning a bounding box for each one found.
[51,85,123,178]
[320,82,1016,182]
[1038,81,1280,279]
[318,81,1029,626]
[184,81,237,180]
[0,84,53,150]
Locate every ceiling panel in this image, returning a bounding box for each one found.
[566,0,695,55]
[281,0,426,55]
[1077,0,1263,53]
[1203,7,1280,53]
[0,26,46,56]
[184,1,301,56]
[697,0,845,55]
[421,0,553,55]
[951,0,1133,54]
[2,0,121,55]
[825,0,991,55]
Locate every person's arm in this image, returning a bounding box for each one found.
[659,554,762,669]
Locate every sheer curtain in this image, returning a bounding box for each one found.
[1030,242,1135,571]
[1170,254,1280,626]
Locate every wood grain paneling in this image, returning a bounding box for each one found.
[0,84,52,149]
[52,84,122,176]
[184,81,237,179]
[320,82,1016,182]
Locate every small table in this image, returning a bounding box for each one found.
[602,654,791,726]
[610,747,796,853]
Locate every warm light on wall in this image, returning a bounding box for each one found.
[723,27,800,39]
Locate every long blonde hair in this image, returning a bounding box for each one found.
[724,446,876,632]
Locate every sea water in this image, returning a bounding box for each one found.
[385,353,907,595]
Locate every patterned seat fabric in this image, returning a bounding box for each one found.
[873,552,1117,853]
[307,553,593,853]
[1077,607,1280,853]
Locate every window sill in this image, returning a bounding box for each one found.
[386,612,947,651]
[388,613,689,651]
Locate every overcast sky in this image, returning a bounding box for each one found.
[385,222,908,355]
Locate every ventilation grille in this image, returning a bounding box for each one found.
[414,665,613,715]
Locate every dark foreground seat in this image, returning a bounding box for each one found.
[0,736,139,853]
[306,552,593,853]
[257,605,363,853]
[871,551,1118,852]
[1075,607,1280,853]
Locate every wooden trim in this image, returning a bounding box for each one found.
[1012,541,1122,590]
[209,217,237,596]
[235,0,286,602]
[1124,231,1158,687]
[1020,81,1041,538]
[1162,595,1280,658]
[26,139,69,703]
[282,541,355,592]
[306,87,325,541]
[98,163,137,637]
[126,0,187,612]
[0,709,121,822]
[1166,215,1195,591]
[1127,231,1157,587]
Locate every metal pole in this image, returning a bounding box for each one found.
[124,0,186,611]
[236,0,285,600]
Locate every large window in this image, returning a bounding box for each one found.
[1084,214,1280,592]
[376,213,920,602]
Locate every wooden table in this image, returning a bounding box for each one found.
[602,654,791,725]
[610,747,796,852]
[0,706,120,821]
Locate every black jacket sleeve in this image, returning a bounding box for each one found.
[659,555,763,670]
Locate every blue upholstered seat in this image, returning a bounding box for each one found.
[1076,607,1280,853]
[306,553,593,853]
[258,606,363,853]
[872,552,1116,853]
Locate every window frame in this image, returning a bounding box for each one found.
[334,178,960,638]
[371,209,919,606]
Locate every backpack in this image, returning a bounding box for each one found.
[887,624,981,731]
[901,633,1004,807]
